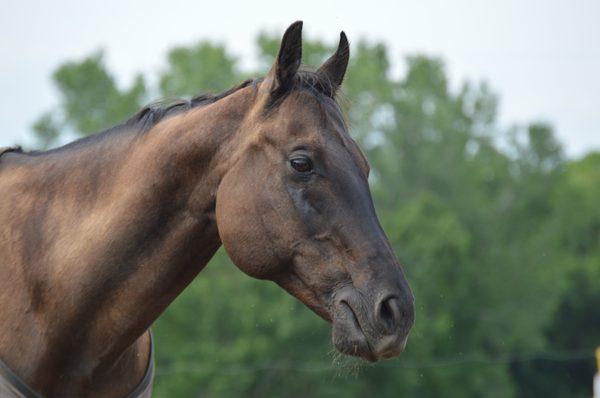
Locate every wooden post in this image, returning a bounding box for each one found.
[595,347,600,398]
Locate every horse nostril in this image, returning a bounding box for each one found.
[376,296,402,332]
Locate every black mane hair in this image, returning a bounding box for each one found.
[128,78,256,134]
[15,69,342,157]
[127,69,338,133]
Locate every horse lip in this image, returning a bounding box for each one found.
[373,334,408,359]
[336,301,378,362]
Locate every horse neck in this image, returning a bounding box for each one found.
[6,85,256,395]
[92,87,256,329]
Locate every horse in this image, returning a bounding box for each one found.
[0,21,414,397]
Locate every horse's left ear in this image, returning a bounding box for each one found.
[317,32,350,96]
[267,21,303,94]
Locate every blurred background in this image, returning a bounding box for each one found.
[1,0,599,396]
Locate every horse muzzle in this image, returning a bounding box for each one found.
[331,286,414,362]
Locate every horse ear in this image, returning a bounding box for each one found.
[268,21,303,93]
[317,32,349,96]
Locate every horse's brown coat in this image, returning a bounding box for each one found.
[0,22,414,397]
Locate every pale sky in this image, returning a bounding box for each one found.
[1,0,598,156]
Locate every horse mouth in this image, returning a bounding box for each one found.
[332,301,378,362]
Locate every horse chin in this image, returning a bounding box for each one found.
[273,273,332,322]
[300,299,332,323]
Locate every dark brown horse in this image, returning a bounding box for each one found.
[0,22,414,397]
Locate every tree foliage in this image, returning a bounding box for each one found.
[33,52,146,148]
[159,42,239,96]
[31,33,599,397]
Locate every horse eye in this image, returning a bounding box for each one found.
[290,157,313,173]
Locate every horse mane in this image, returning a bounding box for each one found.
[114,69,339,134]
[17,69,342,157]
[0,145,23,158]
[125,65,338,128]
[128,78,257,134]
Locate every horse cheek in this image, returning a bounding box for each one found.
[215,173,279,279]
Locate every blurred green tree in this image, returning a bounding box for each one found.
[159,42,239,97]
[511,152,600,398]
[33,51,146,148]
